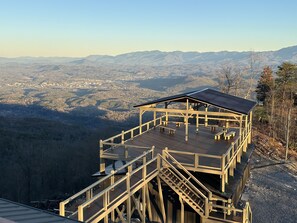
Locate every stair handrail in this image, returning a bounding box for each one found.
[59,147,154,216]
[163,149,213,200]
[159,154,210,216]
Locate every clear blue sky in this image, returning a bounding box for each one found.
[1,0,297,57]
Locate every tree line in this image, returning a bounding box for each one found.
[255,62,297,154]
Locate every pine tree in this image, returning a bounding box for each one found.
[256,66,274,105]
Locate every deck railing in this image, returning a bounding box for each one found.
[100,116,252,176]
[101,115,165,145]
[160,122,251,175]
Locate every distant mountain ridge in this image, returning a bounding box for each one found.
[1,45,297,66]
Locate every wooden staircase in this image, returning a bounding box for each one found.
[159,167,207,216]
[158,150,211,218]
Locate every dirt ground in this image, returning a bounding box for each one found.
[241,131,297,223]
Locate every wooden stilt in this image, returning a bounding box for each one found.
[179,197,184,223]
[221,173,225,192]
[146,185,152,221]
[157,176,166,223]
[185,99,189,141]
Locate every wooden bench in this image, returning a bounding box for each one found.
[214,130,226,140]
[210,125,219,133]
[159,126,176,135]
[224,131,236,140]
[175,122,183,127]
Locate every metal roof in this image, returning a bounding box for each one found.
[0,198,79,223]
[134,88,256,115]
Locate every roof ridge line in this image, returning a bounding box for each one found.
[187,88,208,96]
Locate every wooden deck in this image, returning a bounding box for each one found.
[102,123,240,173]
[128,124,238,155]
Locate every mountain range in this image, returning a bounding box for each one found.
[1,45,297,66]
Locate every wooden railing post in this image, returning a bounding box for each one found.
[121,130,124,144]
[221,156,225,172]
[194,153,199,168]
[152,146,155,158]
[99,140,105,173]
[78,205,84,221]
[59,202,65,217]
[157,155,161,170]
[126,172,131,222]
[86,189,93,200]
[221,156,226,192]
[131,130,134,139]
[110,170,115,191]
[204,198,209,217]
[143,152,147,179]
[231,142,235,157]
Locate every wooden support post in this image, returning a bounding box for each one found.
[103,191,109,223]
[157,176,166,223]
[142,153,147,178]
[99,140,105,173]
[154,111,157,127]
[185,99,189,141]
[230,158,234,177]
[104,213,108,223]
[205,106,208,127]
[237,153,241,163]
[78,205,83,222]
[239,116,243,140]
[179,197,184,223]
[121,130,124,144]
[111,170,115,191]
[227,199,232,215]
[221,157,225,192]
[59,202,65,217]
[243,137,247,152]
[248,111,253,144]
[165,102,168,126]
[86,189,93,200]
[146,185,153,221]
[139,108,143,135]
[165,112,168,125]
[194,153,199,168]
[131,130,134,139]
[111,209,115,222]
[225,171,228,184]
[221,173,225,193]
[233,158,237,170]
[196,113,199,132]
[142,185,146,223]
[126,172,131,223]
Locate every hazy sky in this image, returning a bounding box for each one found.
[1,0,297,57]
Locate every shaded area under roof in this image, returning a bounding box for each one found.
[0,198,79,223]
[135,88,256,115]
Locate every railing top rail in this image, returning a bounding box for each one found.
[61,148,154,205]
[101,115,165,143]
[101,142,151,149]
[164,150,212,197]
[167,149,222,159]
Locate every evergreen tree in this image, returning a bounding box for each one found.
[256,66,274,104]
